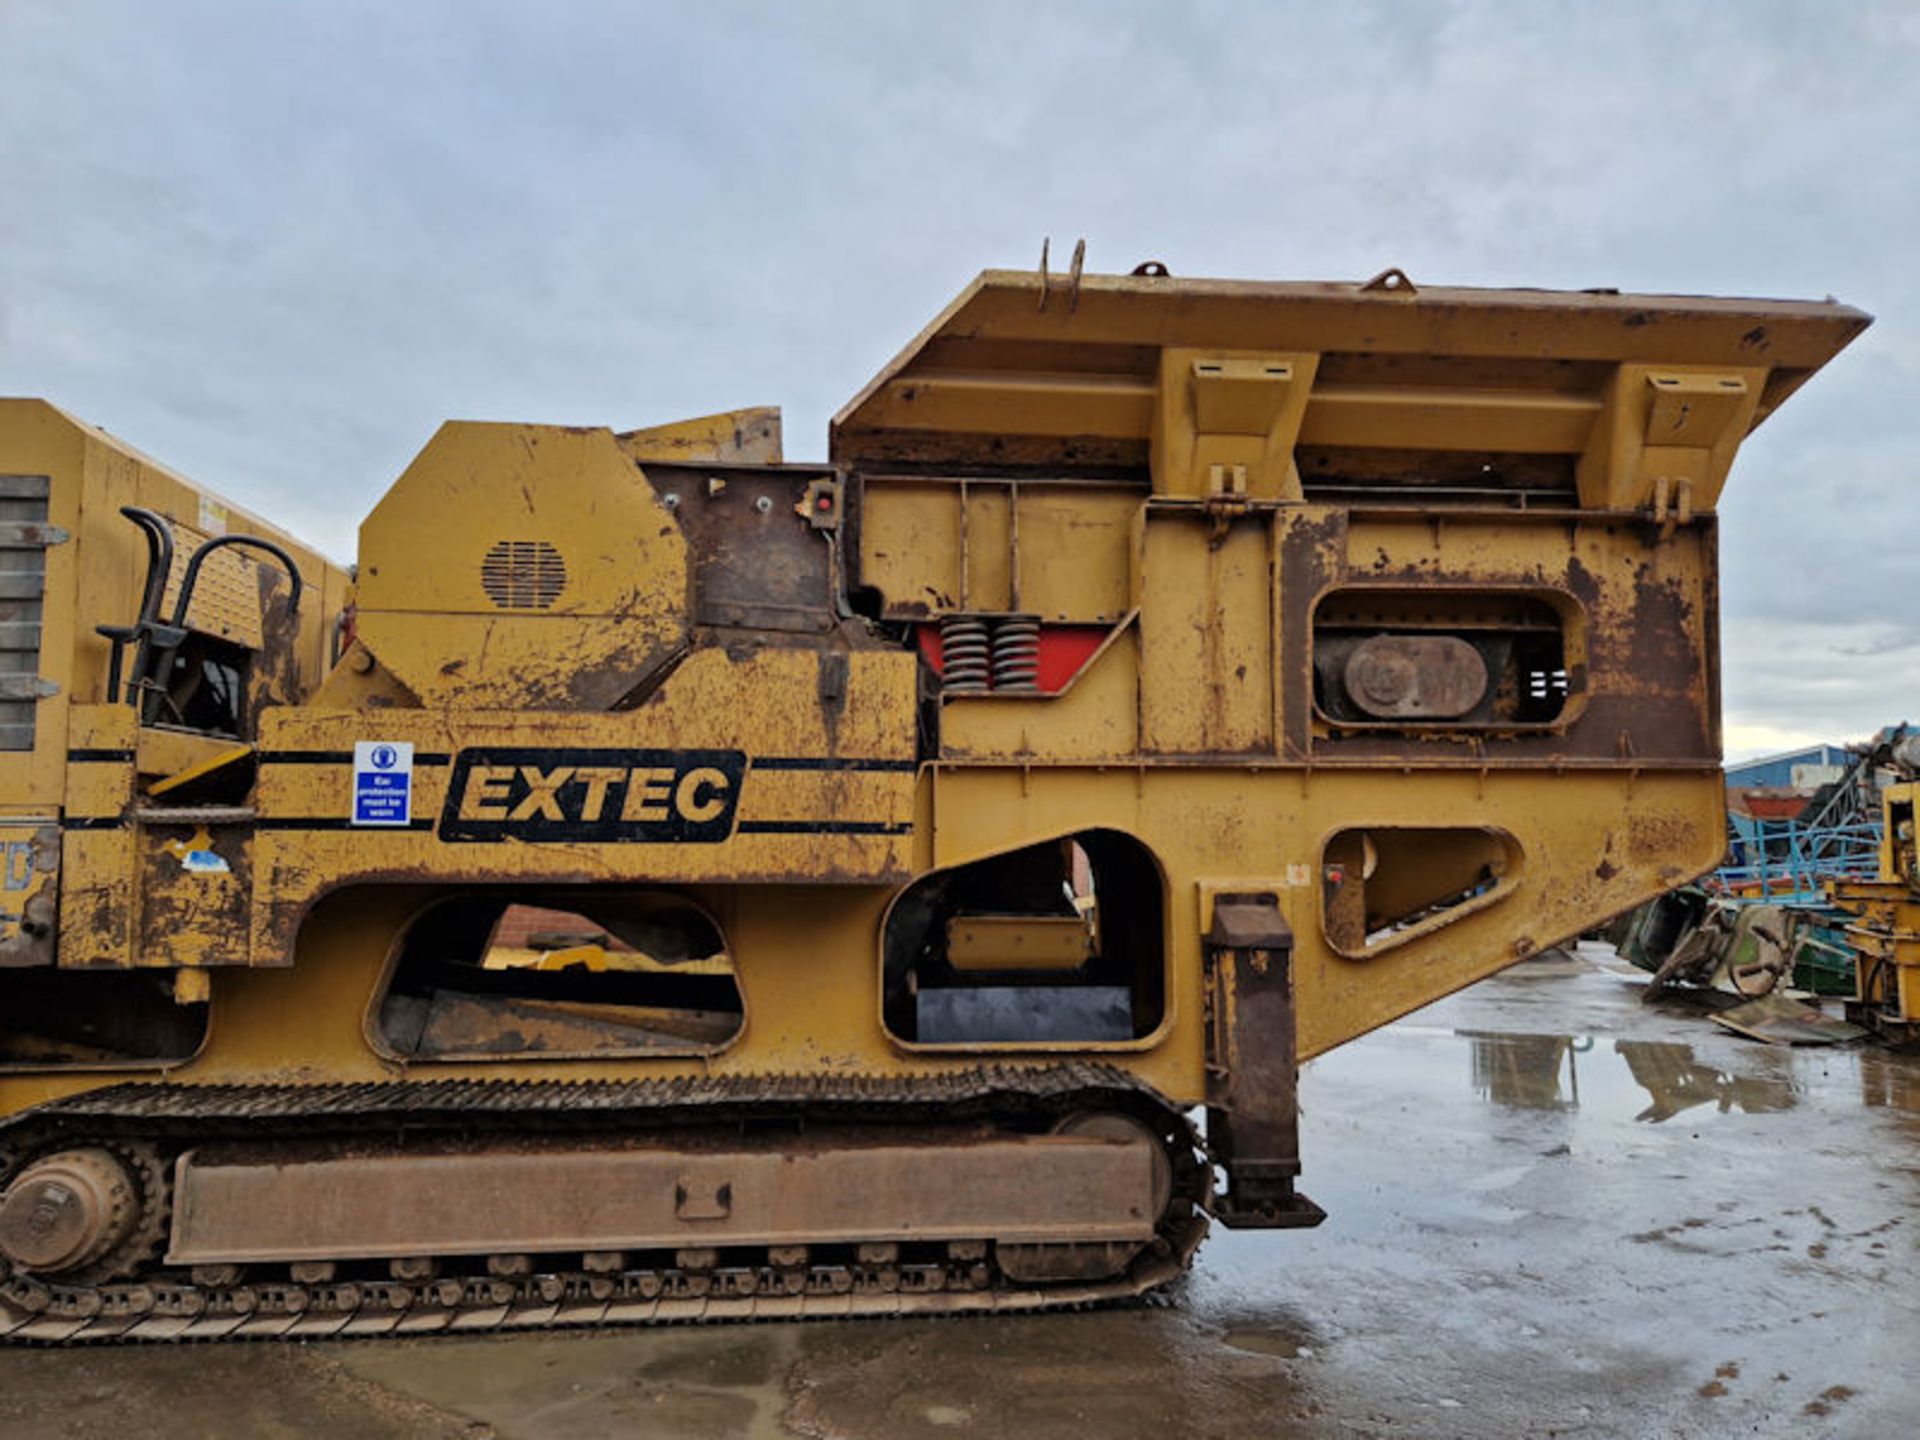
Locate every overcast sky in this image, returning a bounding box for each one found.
[1,1,1912,759]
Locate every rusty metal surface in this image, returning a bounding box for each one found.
[0,1147,135,1272]
[996,1238,1142,1283]
[136,820,252,969]
[638,462,846,636]
[168,1132,1155,1263]
[380,990,738,1058]
[1202,894,1322,1230]
[0,1065,1206,1345]
[0,824,58,968]
[1278,508,1722,764]
[1706,994,1869,1046]
[1338,634,1489,719]
[20,1061,1152,1125]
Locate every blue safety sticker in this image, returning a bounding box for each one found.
[352,740,414,826]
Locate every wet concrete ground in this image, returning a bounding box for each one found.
[2,946,1914,1438]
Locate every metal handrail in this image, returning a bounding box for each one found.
[1715,815,1883,902]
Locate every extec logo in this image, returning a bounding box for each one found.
[438,748,745,843]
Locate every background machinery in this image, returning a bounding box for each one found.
[1830,734,1920,1044]
[0,264,1867,1340]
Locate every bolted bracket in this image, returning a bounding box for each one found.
[1575,365,1761,515]
[1151,349,1320,503]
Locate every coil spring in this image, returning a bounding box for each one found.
[991,615,1040,691]
[941,615,991,692]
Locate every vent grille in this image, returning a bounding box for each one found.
[0,475,51,751]
[480,540,567,610]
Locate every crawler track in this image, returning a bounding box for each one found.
[0,1065,1207,1343]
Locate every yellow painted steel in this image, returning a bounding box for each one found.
[947,914,1095,971]
[0,400,346,812]
[617,406,783,466]
[346,422,690,711]
[1152,349,1317,501]
[0,820,58,969]
[1831,777,1920,1031]
[0,267,1871,1136]
[0,401,348,984]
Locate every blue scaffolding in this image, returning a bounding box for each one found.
[1714,729,1904,903]
[1717,816,1882,903]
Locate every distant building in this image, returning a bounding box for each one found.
[1725,744,1850,792]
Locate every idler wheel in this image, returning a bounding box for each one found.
[0,1148,139,1276]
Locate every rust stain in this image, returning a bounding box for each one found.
[247,565,305,720]
[818,651,849,753]
[1277,508,1349,759]
[1627,810,1696,862]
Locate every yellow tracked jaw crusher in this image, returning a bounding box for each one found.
[0,267,1867,1339]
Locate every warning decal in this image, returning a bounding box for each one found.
[352,741,415,826]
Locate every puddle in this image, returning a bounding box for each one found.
[1221,1329,1315,1360]
[1305,961,1920,1146]
[1857,1050,1920,1115]
[1457,1031,1797,1122]
[1324,1022,1817,1127]
[333,1331,800,1440]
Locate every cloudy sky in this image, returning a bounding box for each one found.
[2,1,1912,758]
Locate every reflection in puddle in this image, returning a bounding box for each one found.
[1457,1030,1796,1123]
[1463,1031,1588,1111]
[1613,1041,1795,1122]
[1858,1051,1920,1115]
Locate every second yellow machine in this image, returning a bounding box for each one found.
[0,262,1867,1339]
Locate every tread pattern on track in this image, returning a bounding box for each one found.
[0,1064,1209,1345]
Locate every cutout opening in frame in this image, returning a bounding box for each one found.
[374,889,742,1059]
[1322,825,1522,958]
[1312,586,1585,732]
[882,829,1165,1046]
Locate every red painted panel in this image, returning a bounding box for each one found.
[916,622,1110,694]
[1035,626,1108,692]
[917,624,945,673]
